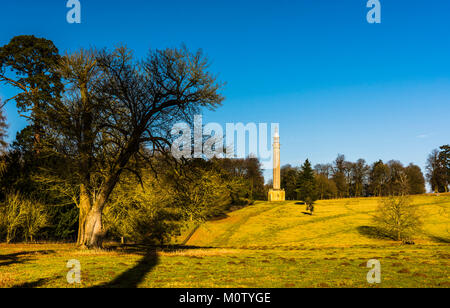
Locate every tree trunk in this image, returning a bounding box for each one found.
[76,136,134,248]
[77,185,91,246]
[82,208,104,248]
[77,185,113,248]
[77,185,106,249]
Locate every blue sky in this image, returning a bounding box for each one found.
[1,0,449,184]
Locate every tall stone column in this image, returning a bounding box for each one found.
[268,127,285,202]
[273,129,281,190]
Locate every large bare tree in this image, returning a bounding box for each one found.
[42,46,224,248]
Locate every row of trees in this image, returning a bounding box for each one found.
[281,154,428,202]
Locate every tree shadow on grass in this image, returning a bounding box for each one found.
[209,213,230,221]
[94,248,159,288]
[107,243,212,253]
[12,275,63,288]
[427,235,450,244]
[0,250,56,268]
[357,226,393,240]
[12,278,50,288]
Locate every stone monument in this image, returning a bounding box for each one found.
[268,127,285,202]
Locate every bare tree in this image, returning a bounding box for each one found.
[373,174,422,242]
[314,163,332,178]
[41,46,224,248]
[373,195,422,242]
[350,159,369,197]
[332,154,349,198]
[426,149,447,193]
[0,193,23,243]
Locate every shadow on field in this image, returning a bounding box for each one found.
[94,247,159,288]
[160,245,214,252]
[12,278,50,288]
[12,275,62,288]
[0,250,56,268]
[428,235,450,244]
[357,226,392,240]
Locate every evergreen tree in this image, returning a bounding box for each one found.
[0,35,63,152]
[296,159,318,213]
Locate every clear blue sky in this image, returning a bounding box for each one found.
[1,0,449,184]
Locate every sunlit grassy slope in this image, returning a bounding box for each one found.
[187,194,450,248]
[0,194,448,288]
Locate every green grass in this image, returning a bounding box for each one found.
[0,194,449,288]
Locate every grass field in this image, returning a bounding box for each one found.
[0,194,449,288]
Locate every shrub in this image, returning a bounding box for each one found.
[21,199,49,242]
[0,193,23,243]
[103,174,184,245]
[0,193,49,243]
[373,195,422,242]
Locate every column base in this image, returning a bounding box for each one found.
[268,189,285,202]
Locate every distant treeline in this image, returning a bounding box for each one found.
[281,147,450,200]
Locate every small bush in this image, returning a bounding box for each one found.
[373,195,422,242]
[21,199,49,242]
[0,193,23,243]
[0,193,49,243]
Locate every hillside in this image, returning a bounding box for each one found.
[1,194,448,288]
[186,194,450,248]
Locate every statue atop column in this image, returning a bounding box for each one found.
[268,127,285,202]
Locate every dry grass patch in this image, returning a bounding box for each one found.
[0,273,15,288]
[159,248,238,257]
